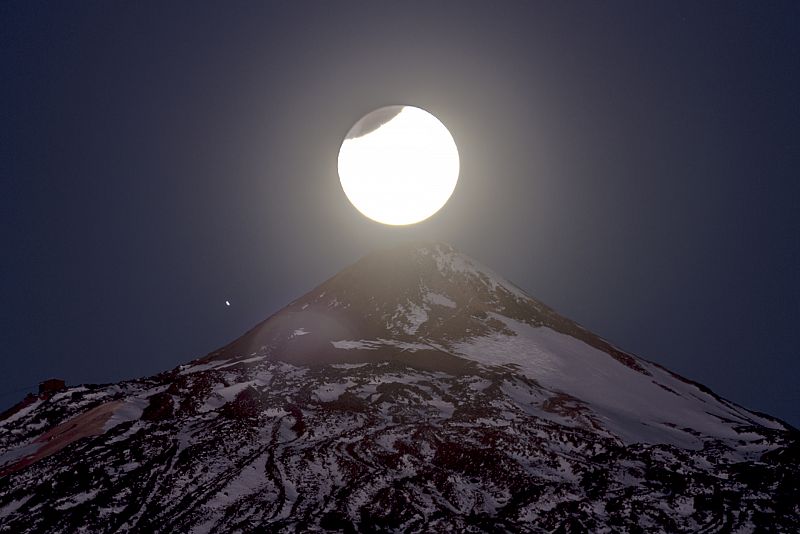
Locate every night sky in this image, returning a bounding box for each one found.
[2,2,798,426]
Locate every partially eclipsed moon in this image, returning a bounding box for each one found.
[338,106,459,226]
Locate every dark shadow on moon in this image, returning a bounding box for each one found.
[345,106,404,140]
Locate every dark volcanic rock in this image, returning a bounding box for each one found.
[141,393,174,422]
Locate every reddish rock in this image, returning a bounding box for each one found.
[38,378,66,396]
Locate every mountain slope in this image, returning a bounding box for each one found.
[1,243,797,532]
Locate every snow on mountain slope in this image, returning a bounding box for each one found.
[0,243,797,533]
[204,242,789,449]
[453,313,782,450]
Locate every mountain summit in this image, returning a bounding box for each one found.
[1,243,798,532]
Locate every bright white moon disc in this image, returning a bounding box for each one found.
[338,106,459,225]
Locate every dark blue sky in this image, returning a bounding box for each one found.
[2,2,798,425]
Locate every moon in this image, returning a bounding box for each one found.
[337,106,460,226]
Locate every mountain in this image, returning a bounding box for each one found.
[1,243,797,532]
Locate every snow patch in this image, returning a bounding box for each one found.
[178,360,229,375]
[55,489,100,511]
[454,313,775,448]
[0,398,42,427]
[217,381,256,402]
[0,494,32,520]
[313,381,354,402]
[331,340,378,350]
[331,339,430,352]
[198,381,258,413]
[424,245,532,302]
[425,291,456,308]
[103,397,148,431]
[400,302,428,334]
[330,362,369,369]
[216,355,265,369]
